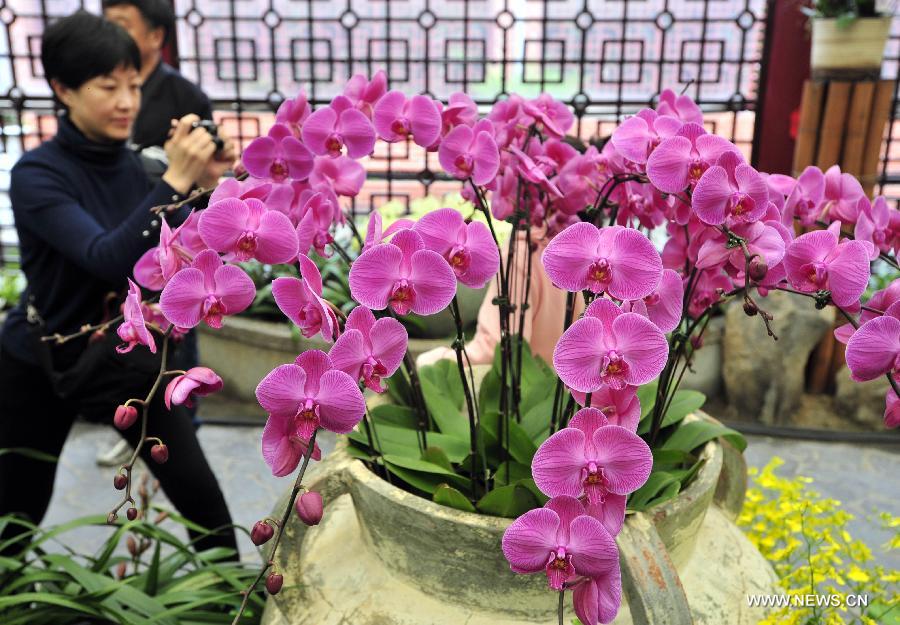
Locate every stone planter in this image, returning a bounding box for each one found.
[679,315,724,399]
[260,413,776,625]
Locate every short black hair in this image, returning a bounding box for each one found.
[41,10,141,92]
[102,0,176,46]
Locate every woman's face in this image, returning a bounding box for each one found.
[54,64,142,143]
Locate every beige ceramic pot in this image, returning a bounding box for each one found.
[259,413,777,625]
[811,16,892,73]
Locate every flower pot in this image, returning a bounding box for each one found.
[404,282,489,339]
[260,413,776,625]
[811,16,892,77]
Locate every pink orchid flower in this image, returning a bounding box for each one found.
[296,192,338,258]
[198,197,298,264]
[363,210,413,252]
[441,92,478,134]
[310,155,366,197]
[845,302,900,382]
[256,349,365,447]
[884,389,900,429]
[541,223,663,300]
[573,570,622,625]
[508,145,563,197]
[821,165,865,224]
[610,108,682,166]
[412,208,500,289]
[329,306,408,392]
[116,279,156,354]
[159,249,256,329]
[349,229,457,316]
[622,268,684,333]
[569,384,641,433]
[275,91,310,136]
[646,122,736,194]
[501,495,618,591]
[770,166,825,228]
[532,407,652,513]
[692,151,768,226]
[241,123,314,182]
[687,270,732,319]
[836,279,900,344]
[272,254,339,341]
[523,93,575,138]
[373,91,442,148]
[855,196,893,260]
[302,96,376,159]
[342,71,387,119]
[438,123,500,185]
[695,220,787,274]
[209,176,272,205]
[261,414,323,477]
[554,298,668,392]
[133,218,192,291]
[783,223,870,307]
[164,366,223,409]
[172,210,207,257]
[656,88,704,124]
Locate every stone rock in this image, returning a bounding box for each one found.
[722,290,833,425]
[834,366,889,429]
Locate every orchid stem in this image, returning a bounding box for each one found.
[558,589,565,625]
[449,296,482,501]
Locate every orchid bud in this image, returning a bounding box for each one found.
[690,334,704,350]
[251,520,275,546]
[266,573,284,595]
[150,444,169,464]
[295,491,323,526]
[90,329,106,344]
[126,507,139,521]
[126,535,138,556]
[113,474,128,490]
[116,561,127,579]
[743,301,758,316]
[114,405,138,430]
[749,257,768,281]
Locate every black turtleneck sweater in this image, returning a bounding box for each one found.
[2,115,186,365]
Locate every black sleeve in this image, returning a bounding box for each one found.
[9,160,187,284]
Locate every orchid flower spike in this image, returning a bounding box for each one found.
[329,306,408,392]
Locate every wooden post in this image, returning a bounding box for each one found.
[792,79,895,393]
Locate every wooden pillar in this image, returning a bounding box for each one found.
[792,78,895,393]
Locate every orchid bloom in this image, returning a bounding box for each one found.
[508,145,563,197]
[310,155,366,197]
[569,384,641,433]
[783,222,870,307]
[770,166,825,228]
[695,220,788,276]
[296,192,338,258]
[373,91,442,147]
[554,298,668,392]
[198,197,298,264]
[610,108,682,166]
[302,96,376,159]
[159,249,256,329]
[692,151,768,226]
[241,123,314,182]
[835,279,900,344]
[349,229,457,316]
[501,495,619,590]
[541,222,663,300]
[655,88,704,124]
[855,196,893,260]
[646,122,737,194]
[441,92,478,134]
[687,270,733,319]
[821,165,865,224]
[573,569,623,625]
[363,210,413,252]
[412,208,500,289]
[116,279,156,354]
[622,268,684,334]
[275,91,310,136]
[845,302,900,382]
[342,71,387,118]
[256,350,365,475]
[164,367,223,409]
[523,93,575,138]
[133,218,192,291]
[885,389,900,429]
[329,306,408,392]
[438,123,500,185]
[272,254,339,341]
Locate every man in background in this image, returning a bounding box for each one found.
[103,0,212,150]
[99,0,212,465]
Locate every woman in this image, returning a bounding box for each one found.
[0,11,237,554]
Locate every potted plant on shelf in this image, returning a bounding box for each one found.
[804,0,895,76]
[67,74,899,625]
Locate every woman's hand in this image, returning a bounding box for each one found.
[196,131,237,190]
[162,115,217,195]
